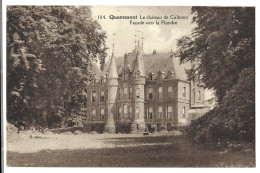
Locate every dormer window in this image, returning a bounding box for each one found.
[161,72,165,79]
[167,71,174,79]
[158,71,165,80]
[100,77,106,84]
[149,72,154,80]
[136,71,140,79]
[149,75,152,80]
[124,73,128,81]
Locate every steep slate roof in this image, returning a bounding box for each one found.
[96,47,191,81]
[116,50,190,81]
[132,48,145,76]
[107,52,118,79]
[96,51,118,79]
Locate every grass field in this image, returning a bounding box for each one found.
[6,134,255,167]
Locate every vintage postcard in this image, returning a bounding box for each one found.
[3,3,255,168]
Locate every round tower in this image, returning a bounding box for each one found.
[104,51,118,133]
[130,47,146,133]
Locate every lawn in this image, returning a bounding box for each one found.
[6,134,255,167]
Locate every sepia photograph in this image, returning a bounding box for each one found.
[3,3,255,168]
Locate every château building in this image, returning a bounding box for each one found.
[84,44,209,133]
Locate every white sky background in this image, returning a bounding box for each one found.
[91,6,196,57]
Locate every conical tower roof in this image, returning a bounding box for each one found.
[133,47,145,76]
[107,51,118,79]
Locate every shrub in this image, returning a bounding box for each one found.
[185,67,255,149]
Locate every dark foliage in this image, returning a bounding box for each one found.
[7,6,107,128]
[186,68,255,149]
[175,7,255,102]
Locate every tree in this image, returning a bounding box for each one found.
[7,6,107,128]
[175,7,255,101]
[7,33,45,126]
[186,67,255,148]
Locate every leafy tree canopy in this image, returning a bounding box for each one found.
[7,6,107,128]
[175,7,255,101]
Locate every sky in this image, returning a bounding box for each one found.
[91,6,214,100]
[91,6,196,57]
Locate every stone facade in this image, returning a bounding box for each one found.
[84,46,206,133]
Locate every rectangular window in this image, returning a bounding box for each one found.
[148,87,153,100]
[193,91,196,104]
[168,86,173,98]
[158,106,163,119]
[183,87,186,97]
[123,104,128,117]
[136,88,140,98]
[92,109,96,120]
[124,88,128,99]
[92,90,97,102]
[119,88,122,100]
[129,106,132,118]
[118,107,122,119]
[129,87,132,99]
[148,107,153,119]
[136,107,140,119]
[183,107,186,118]
[158,86,163,99]
[124,73,128,81]
[167,106,172,119]
[100,108,105,120]
[198,90,201,101]
[100,90,105,102]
